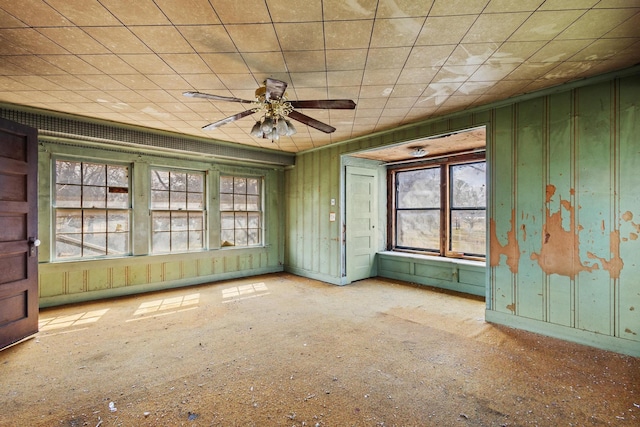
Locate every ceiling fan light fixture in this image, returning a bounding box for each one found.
[411,147,428,157]
[276,117,289,135]
[261,117,274,133]
[284,119,296,136]
[250,121,263,137]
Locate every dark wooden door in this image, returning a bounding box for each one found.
[0,117,38,350]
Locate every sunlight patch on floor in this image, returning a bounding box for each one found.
[222,282,270,303]
[130,293,200,318]
[39,309,110,331]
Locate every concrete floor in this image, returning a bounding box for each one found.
[1,273,638,426]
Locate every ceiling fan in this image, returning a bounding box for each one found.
[183,78,356,141]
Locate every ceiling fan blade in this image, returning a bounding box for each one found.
[289,99,356,110]
[288,110,336,133]
[265,78,288,101]
[183,91,254,104]
[201,109,256,130]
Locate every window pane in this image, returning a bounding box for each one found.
[83,163,106,186]
[83,186,106,208]
[107,189,128,209]
[234,195,247,211]
[108,233,129,255]
[396,210,440,250]
[247,178,259,195]
[187,173,203,192]
[234,177,246,194]
[56,234,82,258]
[189,231,203,249]
[108,211,129,232]
[84,233,107,256]
[221,212,235,229]
[220,176,234,193]
[56,184,81,207]
[235,212,248,228]
[171,212,188,231]
[188,212,204,230]
[220,193,233,210]
[235,229,248,246]
[169,191,187,210]
[170,172,186,191]
[219,175,262,247]
[187,192,204,210]
[84,211,107,233]
[151,170,169,190]
[451,162,486,208]
[248,229,260,245]
[107,165,128,187]
[172,231,189,251]
[152,212,171,232]
[151,189,169,209]
[248,212,260,228]
[56,161,81,185]
[55,160,131,260]
[56,209,82,233]
[397,168,440,209]
[152,232,171,253]
[221,229,235,245]
[247,195,260,211]
[451,210,486,255]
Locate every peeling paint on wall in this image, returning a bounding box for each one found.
[587,231,623,279]
[531,185,595,278]
[531,185,624,279]
[489,209,520,273]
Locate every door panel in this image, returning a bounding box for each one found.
[346,166,378,282]
[0,117,38,350]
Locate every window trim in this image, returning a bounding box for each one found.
[52,157,132,261]
[388,152,486,261]
[149,167,207,254]
[219,174,264,248]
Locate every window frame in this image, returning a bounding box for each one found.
[219,174,264,248]
[53,157,132,260]
[149,167,207,254]
[388,152,486,261]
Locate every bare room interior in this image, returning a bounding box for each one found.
[0,1,639,426]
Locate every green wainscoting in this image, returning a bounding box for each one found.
[286,67,640,357]
[36,135,285,307]
[377,252,486,297]
[39,248,281,307]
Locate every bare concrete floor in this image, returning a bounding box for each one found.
[1,273,639,426]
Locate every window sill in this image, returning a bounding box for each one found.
[379,251,485,267]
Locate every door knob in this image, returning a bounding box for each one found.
[28,237,40,257]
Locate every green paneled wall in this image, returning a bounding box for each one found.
[38,140,285,307]
[285,68,640,356]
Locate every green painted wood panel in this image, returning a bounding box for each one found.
[491,105,517,314]
[618,75,640,340]
[575,82,614,335]
[515,98,545,321]
[87,268,110,292]
[546,91,574,327]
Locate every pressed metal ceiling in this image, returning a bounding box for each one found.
[0,0,639,153]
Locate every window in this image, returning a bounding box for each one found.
[150,169,205,253]
[220,176,262,247]
[390,158,486,259]
[54,160,130,259]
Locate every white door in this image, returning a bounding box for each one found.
[345,166,378,282]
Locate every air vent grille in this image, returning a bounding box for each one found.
[0,106,294,166]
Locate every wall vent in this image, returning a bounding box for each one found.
[0,106,294,166]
